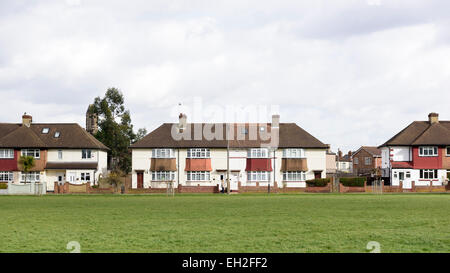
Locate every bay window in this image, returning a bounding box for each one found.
[187,148,210,158]
[187,171,210,181]
[151,171,175,181]
[283,149,305,158]
[0,149,14,159]
[419,146,438,157]
[282,171,306,181]
[420,169,438,180]
[247,171,269,181]
[152,148,175,158]
[20,172,40,182]
[0,171,13,181]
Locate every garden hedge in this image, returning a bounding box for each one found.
[305,178,330,187]
[0,183,8,189]
[340,177,365,187]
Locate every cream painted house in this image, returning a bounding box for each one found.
[130,114,328,191]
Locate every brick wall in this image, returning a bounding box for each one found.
[339,182,366,193]
[305,183,331,193]
[238,182,279,193]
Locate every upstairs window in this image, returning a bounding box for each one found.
[0,149,14,159]
[82,149,92,159]
[41,128,49,134]
[446,147,450,156]
[187,148,210,158]
[420,169,438,180]
[248,148,268,158]
[58,150,63,160]
[419,146,438,157]
[21,149,40,159]
[283,149,305,158]
[365,157,372,165]
[354,158,359,164]
[152,149,175,158]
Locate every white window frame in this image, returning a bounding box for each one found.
[282,149,305,158]
[419,146,438,157]
[20,171,40,183]
[152,149,175,158]
[187,148,210,158]
[419,169,438,180]
[80,172,91,182]
[247,171,269,181]
[0,171,13,182]
[247,148,269,158]
[186,171,210,181]
[282,171,306,182]
[151,171,175,181]
[82,149,92,159]
[0,149,14,159]
[58,150,63,160]
[21,149,40,159]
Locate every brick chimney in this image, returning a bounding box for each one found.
[272,114,280,128]
[179,113,187,131]
[22,113,32,127]
[428,112,439,124]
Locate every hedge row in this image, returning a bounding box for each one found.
[305,178,330,187]
[340,177,365,187]
[0,183,7,189]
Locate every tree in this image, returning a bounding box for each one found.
[18,156,35,183]
[90,87,146,174]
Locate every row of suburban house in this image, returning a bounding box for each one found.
[0,112,449,192]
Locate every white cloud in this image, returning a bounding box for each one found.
[0,0,449,153]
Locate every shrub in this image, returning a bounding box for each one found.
[305,178,330,187]
[0,183,7,189]
[340,177,365,187]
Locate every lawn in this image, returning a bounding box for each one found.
[0,194,449,253]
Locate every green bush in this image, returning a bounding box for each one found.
[0,183,8,189]
[340,177,365,187]
[305,178,330,187]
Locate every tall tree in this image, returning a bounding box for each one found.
[90,87,145,174]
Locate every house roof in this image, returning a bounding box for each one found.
[130,123,328,149]
[379,121,450,147]
[0,123,109,150]
[353,146,381,157]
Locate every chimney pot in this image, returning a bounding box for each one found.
[272,114,280,128]
[428,112,439,124]
[22,113,32,127]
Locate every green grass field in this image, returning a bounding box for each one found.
[0,194,449,253]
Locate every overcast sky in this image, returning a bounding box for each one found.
[1,0,449,153]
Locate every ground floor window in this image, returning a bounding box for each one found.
[0,171,13,181]
[247,171,269,181]
[80,172,91,182]
[152,171,175,181]
[187,171,210,181]
[283,171,306,181]
[420,169,438,179]
[20,171,40,182]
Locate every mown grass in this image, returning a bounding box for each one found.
[0,193,449,253]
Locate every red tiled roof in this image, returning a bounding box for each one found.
[391,161,413,169]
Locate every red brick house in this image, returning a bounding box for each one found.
[352,146,381,176]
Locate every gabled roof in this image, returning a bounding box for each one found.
[380,121,450,147]
[353,146,381,157]
[0,123,109,150]
[130,123,328,149]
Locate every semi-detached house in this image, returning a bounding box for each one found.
[130,114,328,191]
[0,114,109,192]
[379,113,450,189]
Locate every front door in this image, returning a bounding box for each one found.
[137,172,144,189]
[400,171,412,189]
[314,171,322,179]
[230,173,239,191]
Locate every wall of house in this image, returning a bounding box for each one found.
[391,146,412,162]
[326,153,336,174]
[47,149,98,162]
[304,149,326,180]
[412,146,443,169]
[352,149,376,174]
[441,147,450,169]
[0,149,19,171]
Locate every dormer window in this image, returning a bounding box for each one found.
[54,132,60,138]
[42,128,49,134]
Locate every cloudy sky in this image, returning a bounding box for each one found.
[1,0,449,152]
